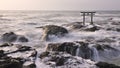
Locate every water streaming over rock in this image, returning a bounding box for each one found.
[91,47,100,61]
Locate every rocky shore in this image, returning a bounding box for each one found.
[0,23,120,68]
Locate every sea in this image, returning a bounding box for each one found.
[0,10,120,68]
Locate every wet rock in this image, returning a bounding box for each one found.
[1,32,29,42]
[17,46,32,52]
[96,38,116,43]
[93,43,120,62]
[18,36,29,42]
[116,28,120,32]
[46,41,93,59]
[40,52,96,68]
[40,51,49,59]
[2,32,17,42]
[83,25,100,32]
[106,27,120,32]
[0,57,23,68]
[93,44,117,51]
[45,41,120,63]
[0,50,5,57]
[0,43,37,68]
[46,42,78,56]
[96,62,120,68]
[0,43,13,47]
[111,21,120,25]
[23,62,36,68]
[67,22,84,29]
[56,56,66,66]
[40,52,69,66]
[41,25,68,41]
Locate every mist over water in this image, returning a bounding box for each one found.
[0,11,120,68]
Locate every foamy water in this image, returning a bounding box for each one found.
[0,11,120,68]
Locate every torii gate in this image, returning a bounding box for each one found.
[81,11,96,25]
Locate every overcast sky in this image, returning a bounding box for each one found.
[0,0,119,10]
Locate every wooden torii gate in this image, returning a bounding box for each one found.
[81,11,96,25]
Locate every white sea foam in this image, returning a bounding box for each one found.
[0,11,120,68]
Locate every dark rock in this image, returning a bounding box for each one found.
[18,36,29,42]
[1,32,29,42]
[106,28,113,31]
[116,28,120,32]
[96,38,116,43]
[93,44,104,51]
[0,43,13,47]
[40,52,96,67]
[46,42,77,56]
[79,43,92,59]
[56,56,66,66]
[0,57,23,68]
[18,46,31,52]
[39,51,49,59]
[0,43,37,68]
[46,41,93,59]
[2,32,17,42]
[69,22,84,29]
[41,25,68,41]
[93,44,117,51]
[23,63,36,68]
[40,52,67,66]
[111,22,120,25]
[0,50,5,57]
[83,25,100,32]
[96,62,120,68]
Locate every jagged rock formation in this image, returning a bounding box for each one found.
[0,43,37,68]
[40,51,96,68]
[42,41,120,62]
[46,41,93,60]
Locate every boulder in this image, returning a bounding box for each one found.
[41,25,68,41]
[18,36,29,42]
[2,32,17,42]
[96,62,120,68]
[1,32,29,42]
